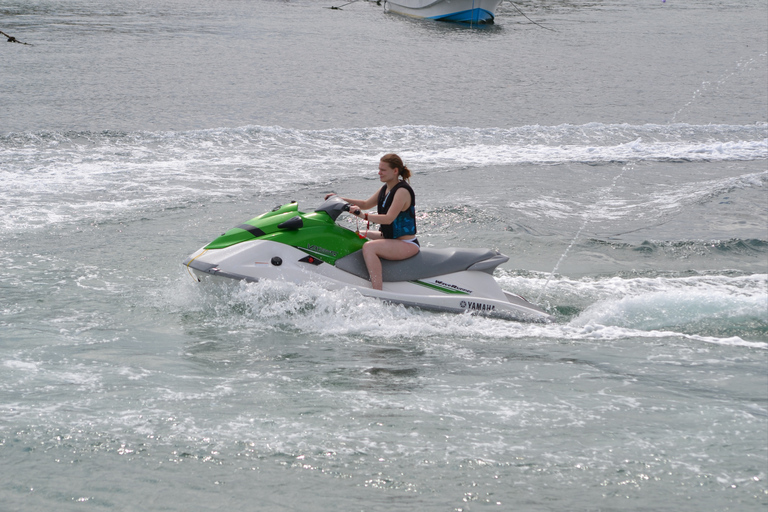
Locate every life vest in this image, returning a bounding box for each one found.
[377,181,417,239]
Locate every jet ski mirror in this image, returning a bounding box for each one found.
[315,196,351,222]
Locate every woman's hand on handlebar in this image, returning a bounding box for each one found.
[325,193,365,218]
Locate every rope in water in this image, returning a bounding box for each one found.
[326,0,363,10]
[507,2,555,31]
[536,162,634,302]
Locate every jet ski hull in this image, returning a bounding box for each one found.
[184,240,553,322]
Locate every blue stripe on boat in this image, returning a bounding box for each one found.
[428,8,494,23]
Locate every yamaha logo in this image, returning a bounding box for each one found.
[461,301,495,312]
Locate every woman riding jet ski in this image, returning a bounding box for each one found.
[185,154,552,321]
[183,195,553,322]
[325,153,420,291]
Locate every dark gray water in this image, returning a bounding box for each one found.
[1,1,767,510]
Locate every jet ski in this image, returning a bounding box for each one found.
[183,196,553,322]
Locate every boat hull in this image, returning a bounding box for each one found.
[184,240,553,322]
[384,0,502,23]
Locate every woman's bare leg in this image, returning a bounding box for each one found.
[362,239,420,290]
[360,230,383,240]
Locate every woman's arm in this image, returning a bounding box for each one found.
[326,191,379,210]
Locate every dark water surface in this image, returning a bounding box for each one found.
[3,0,767,131]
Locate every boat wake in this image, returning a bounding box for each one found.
[1,123,765,233]
[167,270,768,349]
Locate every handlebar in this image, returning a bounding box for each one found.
[315,196,355,222]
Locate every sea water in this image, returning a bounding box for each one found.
[1,0,767,510]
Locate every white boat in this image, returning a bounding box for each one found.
[383,0,503,24]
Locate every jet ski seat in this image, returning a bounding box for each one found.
[334,247,509,283]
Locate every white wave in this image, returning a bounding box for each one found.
[3,359,40,372]
[538,272,766,303]
[555,273,768,346]
[402,138,768,167]
[513,170,767,221]
[166,272,767,349]
[573,288,764,326]
[1,123,765,232]
[2,123,765,179]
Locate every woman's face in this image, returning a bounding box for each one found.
[378,161,399,182]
